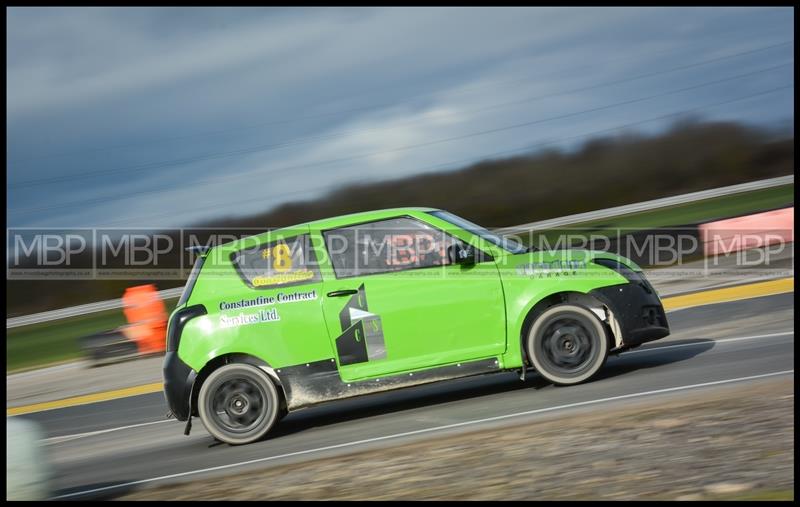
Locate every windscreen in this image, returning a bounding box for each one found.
[428,210,528,254]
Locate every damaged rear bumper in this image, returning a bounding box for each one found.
[163,352,196,421]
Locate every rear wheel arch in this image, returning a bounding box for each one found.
[191,353,287,417]
[197,362,282,445]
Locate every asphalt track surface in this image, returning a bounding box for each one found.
[19,292,795,500]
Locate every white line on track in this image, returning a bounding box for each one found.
[619,331,793,356]
[44,419,175,445]
[51,369,794,500]
[43,330,794,446]
[8,361,86,380]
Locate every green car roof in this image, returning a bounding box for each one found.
[302,207,440,230]
[216,207,441,252]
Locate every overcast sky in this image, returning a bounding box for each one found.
[6,7,794,228]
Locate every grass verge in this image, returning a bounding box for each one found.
[524,183,793,247]
[6,299,178,372]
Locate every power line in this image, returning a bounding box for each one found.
[8,63,792,217]
[8,40,793,189]
[97,85,793,228]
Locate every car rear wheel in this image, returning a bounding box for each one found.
[526,304,609,385]
[198,363,281,445]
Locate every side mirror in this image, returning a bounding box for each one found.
[447,244,477,266]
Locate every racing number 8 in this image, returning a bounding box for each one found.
[272,243,292,273]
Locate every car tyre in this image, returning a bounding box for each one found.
[526,303,609,385]
[198,363,281,445]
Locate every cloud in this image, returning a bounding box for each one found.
[6,8,347,118]
[7,7,794,228]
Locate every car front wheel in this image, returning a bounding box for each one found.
[526,303,609,385]
[198,363,281,445]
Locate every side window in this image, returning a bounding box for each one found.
[231,234,322,289]
[323,216,466,278]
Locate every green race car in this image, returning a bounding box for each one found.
[164,208,669,444]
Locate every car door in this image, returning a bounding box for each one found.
[314,215,506,382]
[220,230,333,366]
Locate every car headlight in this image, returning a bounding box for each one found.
[592,258,655,295]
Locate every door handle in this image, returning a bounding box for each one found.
[326,289,358,297]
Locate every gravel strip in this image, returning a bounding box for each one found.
[120,377,794,500]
